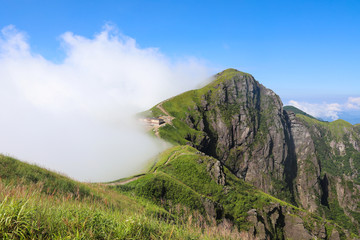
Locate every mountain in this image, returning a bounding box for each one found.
[2,68,360,239]
[140,68,360,239]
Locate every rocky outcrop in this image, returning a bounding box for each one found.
[154,68,360,235]
[184,70,293,199]
[246,203,331,240]
[287,112,321,212]
[206,160,226,185]
[201,197,223,220]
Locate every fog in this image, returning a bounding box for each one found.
[0,25,211,182]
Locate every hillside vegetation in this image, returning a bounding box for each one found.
[3,68,360,239]
[0,154,252,239]
[0,148,347,239]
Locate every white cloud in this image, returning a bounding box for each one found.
[346,97,360,110]
[288,97,360,121]
[288,100,342,120]
[0,25,212,182]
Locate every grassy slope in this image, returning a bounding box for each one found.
[0,154,244,239]
[117,145,344,238]
[0,155,93,198]
[283,105,318,120]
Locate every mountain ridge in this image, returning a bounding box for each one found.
[143,68,360,238]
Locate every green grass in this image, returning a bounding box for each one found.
[0,154,92,199]
[296,114,353,139]
[204,69,251,91]
[0,153,245,239]
[158,119,206,146]
[0,182,217,239]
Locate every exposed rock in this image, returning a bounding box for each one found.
[315,224,327,239]
[283,214,312,240]
[287,112,321,212]
[247,209,268,240]
[349,134,360,151]
[206,160,226,185]
[245,203,330,240]
[188,70,293,199]
[202,198,223,220]
[330,140,346,156]
[329,229,340,240]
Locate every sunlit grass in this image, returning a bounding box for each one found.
[0,154,244,239]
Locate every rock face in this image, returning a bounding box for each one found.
[154,68,360,235]
[246,203,331,240]
[287,112,322,213]
[206,160,226,185]
[184,70,293,199]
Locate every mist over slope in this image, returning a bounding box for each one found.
[0,25,211,181]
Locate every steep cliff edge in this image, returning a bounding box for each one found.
[146,68,360,235]
[294,114,360,232]
[151,69,294,200]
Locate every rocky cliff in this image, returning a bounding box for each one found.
[147,68,360,237]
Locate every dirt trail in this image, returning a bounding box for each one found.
[157,104,172,118]
[152,102,175,138]
[154,147,198,173]
[163,147,185,166]
[105,175,143,186]
[156,171,206,199]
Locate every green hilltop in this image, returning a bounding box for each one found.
[283,105,318,120]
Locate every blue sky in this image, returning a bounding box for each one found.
[1,0,360,123]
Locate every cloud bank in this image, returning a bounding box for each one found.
[288,97,360,121]
[0,25,211,182]
[346,97,360,110]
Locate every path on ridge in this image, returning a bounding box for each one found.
[104,175,144,186]
[153,101,175,138]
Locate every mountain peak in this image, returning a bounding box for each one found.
[214,68,252,82]
[204,68,256,91]
[216,68,251,76]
